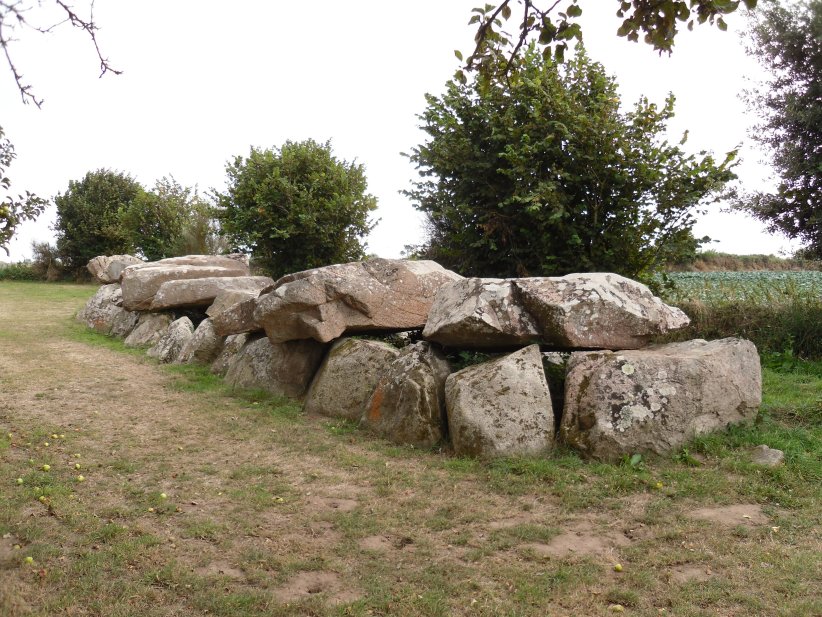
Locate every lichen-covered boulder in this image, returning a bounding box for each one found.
[110,308,140,339]
[361,342,450,448]
[177,318,225,365]
[76,284,127,334]
[446,345,555,457]
[120,255,250,311]
[211,296,261,337]
[150,276,273,311]
[422,279,539,348]
[211,333,250,377]
[124,313,173,347]
[224,336,326,399]
[86,255,143,283]
[206,289,265,318]
[254,259,463,344]
[304,338,400,421]
[424,273,689,350]
[147,317,194,363]
[560,338,762,461]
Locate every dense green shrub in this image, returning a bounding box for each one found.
[215,139,377,278]
[0,260,38,281]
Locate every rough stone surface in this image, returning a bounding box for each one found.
[177,318,225,365]
[86,255,143,283]
[750,445,785,468]
[560,338,762,461]
[424,273,689,350]
[110,308,141,339]
[124,313,173,347]
[120,255,250,311]
[150,276,273,311]
[446,345,555,457]
[304,338,400,421]
[76,284,126,334]
[148,317,195,363]
[206,289,265,318]
[361,342,451,448]
[423,278,540,348]
[212,296,261,337]
[211,333,249,377]
[224,336,326,398]
[255,259,463,344]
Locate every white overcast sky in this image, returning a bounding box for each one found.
[0,0,800,262]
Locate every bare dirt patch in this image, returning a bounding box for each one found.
[688,504,768,526]
[523,521,631,560]
[272,570,361,605]
[668,564,715,584]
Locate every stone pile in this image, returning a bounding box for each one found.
[78,255,762,462]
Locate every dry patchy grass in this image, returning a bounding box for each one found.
[0,281,819,616]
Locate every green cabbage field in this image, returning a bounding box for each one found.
[663,270,822,304]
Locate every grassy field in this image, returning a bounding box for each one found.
[0,281,820,616]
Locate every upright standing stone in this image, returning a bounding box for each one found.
[177,318,225,365]
[561,338,762,461]
[361,342,451,448]
[224,336,326,399]
[446,345,555,457]
[124,313,173,347]
[147,317,195,363]
[304,338,400,420]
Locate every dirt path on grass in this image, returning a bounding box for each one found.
[1,284,810,617]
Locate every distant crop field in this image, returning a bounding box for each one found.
[663,271,822,304]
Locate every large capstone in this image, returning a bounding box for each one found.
[86,255,144,284]
[360,342,450,448]
[446,345,555,457]
[424,273,689,350]
[560,338,762,461]
[422,278,540,348]
[304,338,400,421]
[224,335,326,399]
[150,276,273,311]
[254,259,463,344]
[120,255,250,311]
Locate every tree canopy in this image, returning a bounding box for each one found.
[54,169,142,273]
[0,126,47,255]
[462,0,758,82]
[740,0,822,258]
[215,139,378,278]
[406,47,737,280]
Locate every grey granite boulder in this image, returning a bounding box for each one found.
[254,259,462,344]
[560,338,762,461]
[177,318,225,365]
[360,342,450,448]
[211,296,261,337]
[147,317,194,363]
[422,278,540,348]
[446,345,555,457]
[211,333,250,377]
[120,255,250,311]
[150,276,273,311]
[424,273,689,350]
[86,255,143,284]
[224,335,326,399]
[304,338,400,420]
[76,284,127,334]
[124,313,173,347]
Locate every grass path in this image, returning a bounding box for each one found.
[0,282,820,616]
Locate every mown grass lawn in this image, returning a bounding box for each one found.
[0,281,819,616]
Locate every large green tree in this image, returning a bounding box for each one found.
[406,47,737,279]
[120,176,223,261]
[740,0,822,258]
[215,139,377,277]
[0,126,46,255]
[54,169,143,273]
